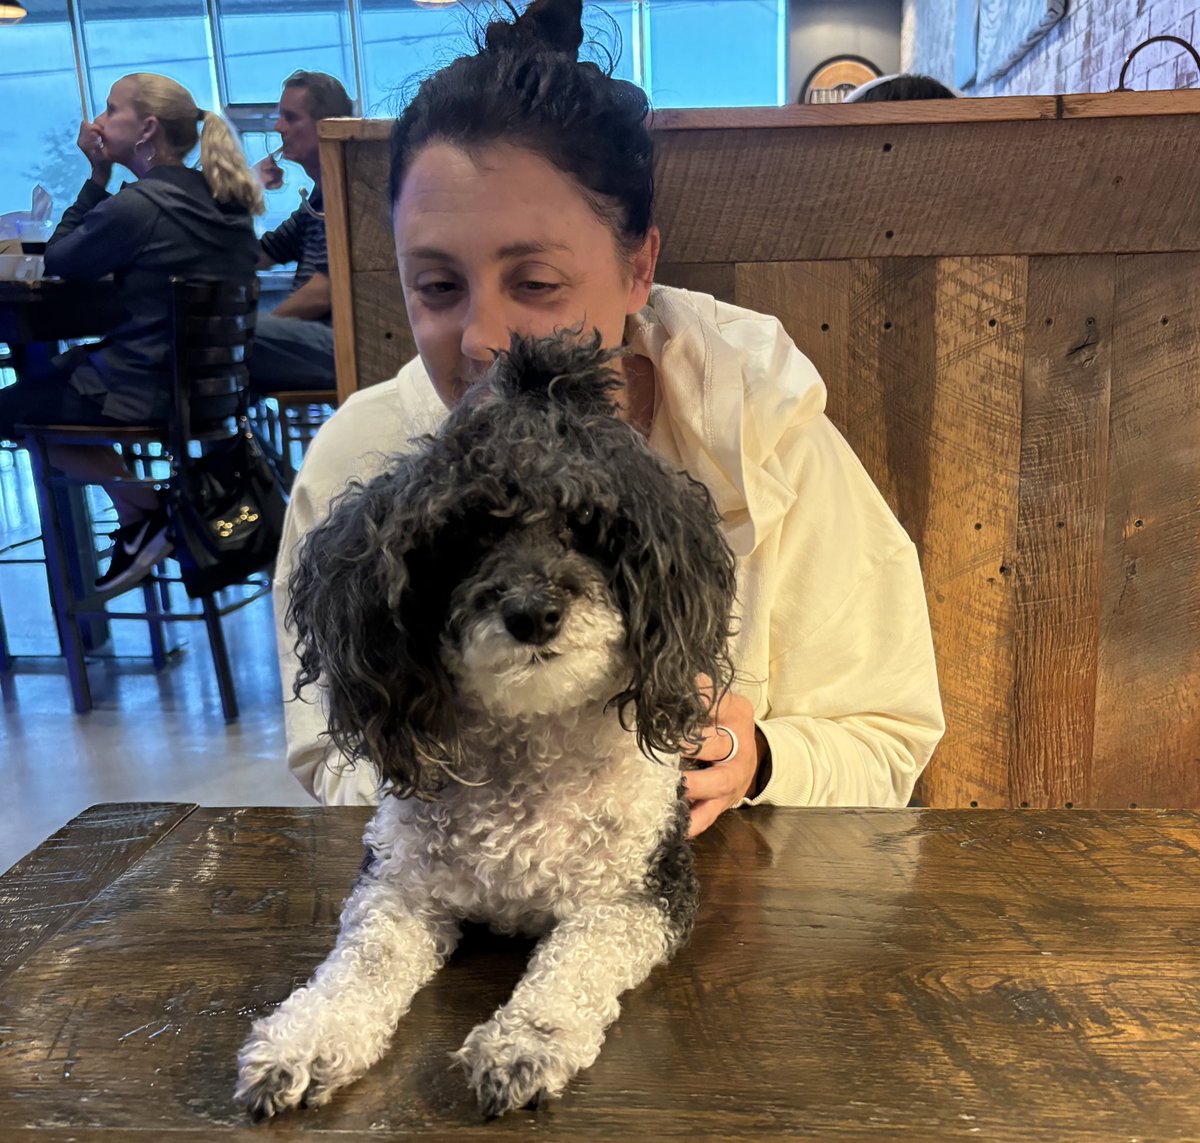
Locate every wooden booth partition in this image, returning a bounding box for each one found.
[317,92,1200,811]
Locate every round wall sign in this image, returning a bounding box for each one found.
[801,56,883,104]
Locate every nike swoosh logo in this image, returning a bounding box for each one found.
[120,518,152,557]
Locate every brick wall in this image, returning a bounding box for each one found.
[902,0,1200,95]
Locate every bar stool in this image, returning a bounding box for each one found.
[16,278,273,721]
[252,389,337,490]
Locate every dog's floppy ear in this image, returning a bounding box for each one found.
[605,444,739,757]
[287,458,463,798]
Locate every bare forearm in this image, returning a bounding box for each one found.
[273,272,331,321]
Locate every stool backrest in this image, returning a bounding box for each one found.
[168,277,259,459]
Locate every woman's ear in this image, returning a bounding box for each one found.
[625,225,661,316]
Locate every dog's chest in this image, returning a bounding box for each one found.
[366,722,680,930]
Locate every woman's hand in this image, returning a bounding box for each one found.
[682,678,766,838]
[77,120,112,187]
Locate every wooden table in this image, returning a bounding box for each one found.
[2,803,1199,1141]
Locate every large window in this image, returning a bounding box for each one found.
[217,0,355,105]
[1,0,788,228]
[78,0,217,117]
[646,0,784,107]
[2,1,88,226]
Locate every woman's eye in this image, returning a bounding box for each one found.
[415,281,460,302]
[516,280,562,296]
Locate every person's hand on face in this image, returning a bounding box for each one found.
[254,153,284,190]
[682,676,762,838]
[77,120,112,186]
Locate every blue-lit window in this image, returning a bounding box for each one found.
[1,0,789,226]
[645,0,785,108]
[217,0,355,105]
[1,1,83,224]
[360,0,479,115]
[78,0,217,118]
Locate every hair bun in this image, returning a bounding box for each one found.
[484,0,583,58]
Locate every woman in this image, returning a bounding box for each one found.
[0,73,263,595]
[277,0,945,835]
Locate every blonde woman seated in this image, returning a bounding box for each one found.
[0,73,263,594]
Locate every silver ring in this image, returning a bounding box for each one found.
[712,725,739,763]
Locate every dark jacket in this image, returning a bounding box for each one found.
[45,166,259,423]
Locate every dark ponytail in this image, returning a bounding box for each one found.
[388,0,654,256]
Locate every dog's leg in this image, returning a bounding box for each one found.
[456,900,676,1117]
[235,876,458,1118]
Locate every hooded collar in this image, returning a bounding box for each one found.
[626,285,826,556]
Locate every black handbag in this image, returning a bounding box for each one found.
[170,418,287,598]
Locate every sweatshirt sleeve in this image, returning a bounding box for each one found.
[272,366,447,806]
[725,402,945,809]
[749,538,945,807]
[274,458,381,806]
[44,180,157,280]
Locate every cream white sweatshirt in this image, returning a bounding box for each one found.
[274,285,945,808]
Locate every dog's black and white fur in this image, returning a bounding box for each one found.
[234,332,738,1119]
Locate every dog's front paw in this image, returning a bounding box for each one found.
[455,1015,574,1118]
[234,1024,354,1119]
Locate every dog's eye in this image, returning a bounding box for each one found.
[573,506,594,526]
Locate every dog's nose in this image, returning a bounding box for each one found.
[501,595,564,645]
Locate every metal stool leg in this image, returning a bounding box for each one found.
[202,594,238,722]
[0,594,10,672]
[141,575,168,671]
[26,436,93,713]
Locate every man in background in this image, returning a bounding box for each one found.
[249,70,353,395]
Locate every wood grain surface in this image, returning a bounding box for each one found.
[316,137,357,406]
[3,803,1200,1140]
[1094,253,1200,807]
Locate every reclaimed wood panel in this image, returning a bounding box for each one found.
[1094,254,1200,808]
[654,261,736,304]
[346,141,395,275]
[653,116,1200,264]
[350,270,412,387]
[738,258,1026,808]
[1011,258,1115,809]
[5,805,1200,1139]
[318,136,358,406]
[315,90,1200,139]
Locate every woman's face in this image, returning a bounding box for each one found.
[95,78,151,169]
[393,142,658,408]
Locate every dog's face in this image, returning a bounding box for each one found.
[441,512,628,719]
[288,332,738,798]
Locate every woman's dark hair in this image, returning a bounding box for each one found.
[388,0,654,255]
[845,73,959,102]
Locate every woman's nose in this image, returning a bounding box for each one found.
[460,299,510,364]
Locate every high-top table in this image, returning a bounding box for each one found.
[2,803,1198,1140]
[0,277,125,375]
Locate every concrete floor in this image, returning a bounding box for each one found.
[0,440,313,876]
